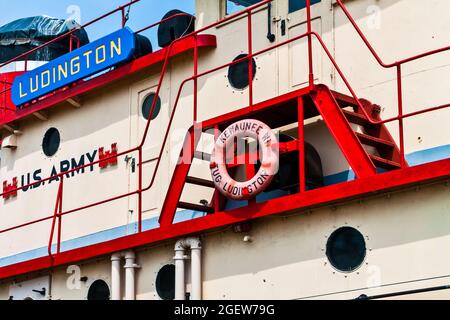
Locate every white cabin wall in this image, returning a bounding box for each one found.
[195,1,279,122]
[50,260,111,300]
[0,81,132,259]
[0,0,448,298]
[196,0,226,28]
[196,0,450,175]
[333,0,450,158]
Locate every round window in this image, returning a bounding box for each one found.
[142,93,161,120]
[326,226,366,272]
[228,54,257,90]
[42,127,60,157]
[87,279,110,300]
[156,264,175,300]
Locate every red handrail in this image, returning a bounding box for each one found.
[0,0,449,263]
[335,0,450,68]
[325,0,450,166]
[0,0,141,70]
[0,0,272,250]
[0,8,192,114]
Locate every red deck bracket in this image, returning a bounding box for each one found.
[2,177,18,200]
[99,143,118,169]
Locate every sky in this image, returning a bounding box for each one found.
[0,0,195,49]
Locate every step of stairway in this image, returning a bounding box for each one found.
[342,110,374,127]
[186,176,215,188]
[178,201,215,213]
[369,154,401,170]
[356,132,395,150]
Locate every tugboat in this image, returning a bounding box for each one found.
[0,0,449,300]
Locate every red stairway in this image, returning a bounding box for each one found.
[158,84,407,227]
[313,85,404,173]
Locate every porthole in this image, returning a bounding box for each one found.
[156,264,175,300]
[142,93,161,120]
[326,226,366,272]
[227,54,257,90]
[87,279,110,300]
[42,127,60,157]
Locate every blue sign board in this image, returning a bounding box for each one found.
[12,27,136,106]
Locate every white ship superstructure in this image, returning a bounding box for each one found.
[0,0,448,300]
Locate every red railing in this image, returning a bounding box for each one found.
[0,0,139,72]
[0,0,137,115]
[0,0,192,115]
[328,0,450,167]
[0,0,449,261]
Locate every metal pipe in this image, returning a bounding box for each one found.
[174,237,202,300]
[111,253,122,300]
[356,284,450,300]
[174,246,186,300]
[124,251,137,300]
[111,250,137,300]
[190,244,202,300]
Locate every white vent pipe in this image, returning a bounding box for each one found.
[111,250,138,300]
[174,237,202,300]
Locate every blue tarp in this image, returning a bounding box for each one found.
[0,16,89,63]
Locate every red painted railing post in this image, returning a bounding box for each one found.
[48,176,63,257]
[247,11,254,108]
[69,34,73,52]
[306,0,314,88]
[2,80,5,115]
[246,140,257,205]
[121,8,126,27]
[297,97,306,193]
[138,148,143,233]
[213,125,221,212]
[57,176,64,254]
[193,34,199,122]
[397,65,406,168]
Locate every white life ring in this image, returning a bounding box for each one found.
[210,119,279,200]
